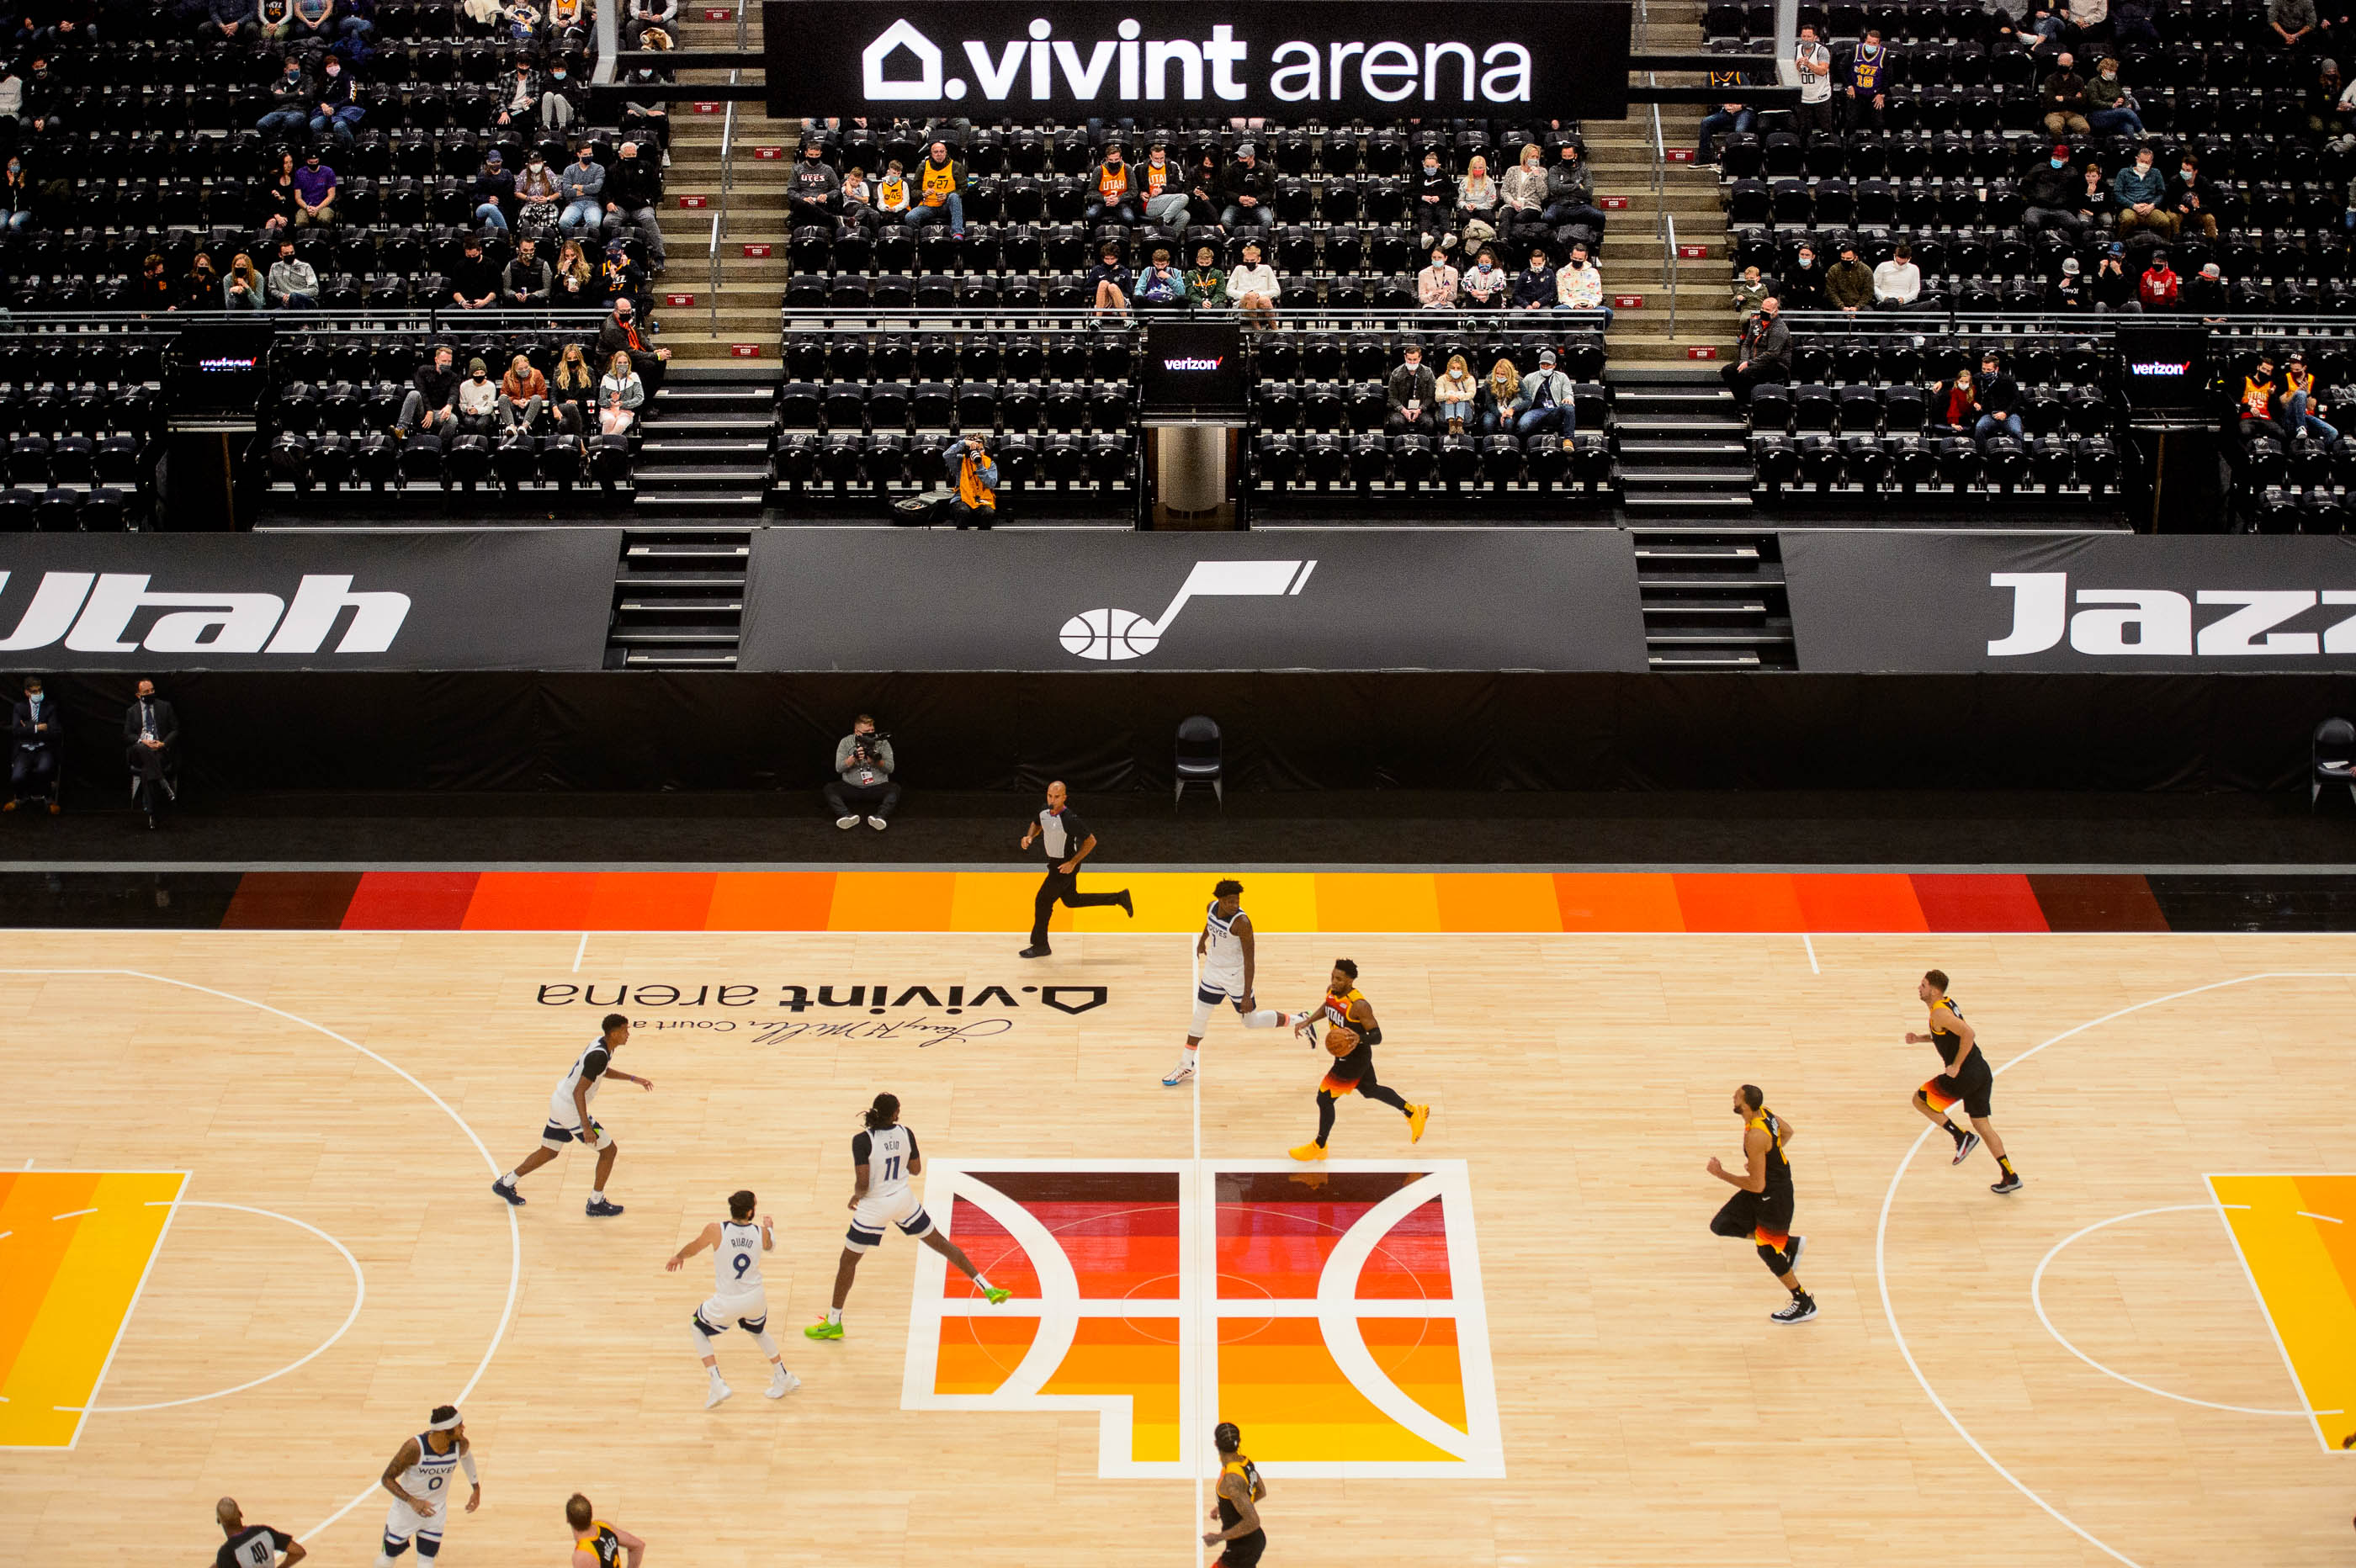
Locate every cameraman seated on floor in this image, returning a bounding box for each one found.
[827,714,898,831]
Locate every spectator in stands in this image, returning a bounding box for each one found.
[1847,27,1891,130]
[259,151,300,241]
[1541,142,1606,241]
[257,55,310,140]
[837,167,878,231]
[310,52,358,147]
[1777,241,1823,310]
[1794,25,1836,135]
[2311,59,2348,137]
[2041,52,2091,136]
[266,238,316,308]
[1184,243,1224,309]
[2238,352,2283,439]
[1510,244,1555,310]
[625,0,675,45]
[2167,153,2219,238]
[499,352,547,433]
[1412,147,1452,246]
[622,49,673,162]
[1696,69,1754,163]
[1733,262,1768,323]
[905,140,964,238]
[944,436,996,528]
[450,236,499,310]
[598,350,645,435]
[2274,0,2319,49]
[1435,354,1478,435]
[223,252,265,310]
[553,237,596,303]
[599,295,670,395]
[549,0,591,49]
[2137,247,2180,308]
[2050,254,2088,308]
[2184,260,2230,318]
[496,60,542,138]
[456,358,500,435]
[1418,243,1460,308]
[875,160,910,225]
[550,342,595,437]
[397,345,459,438]
[502,236,551,306]
[1135,247,1181,307]
[788,140,840,230]
[1511,347,1576,448]
[1934,364,1977,432]
[1721,294,1790,400]
[1085,143,1138,226]
[603,141,666,271]
[292,0,369,46]
[1825,241,1873,312]
[179,252,220,310]
[1088,240,1133,316]
[541,59,581,135]
[292,149,336,227]
[3,154,34,235]
[472,150,515,231]
[1477,357,1520,433]
[1384,342,1437,435]
[2113,0,2159,49]
[2086,56,2145,136]
[199,0,255,41]
[1183,147,1223,232]
[1225,237,1279,326]
[1971,351,2022,441]
[1499,144,1548,250]
[2113,145,2173,238]
[1557,238,1606,320]
[133,250,172,311]
[515,152,563,231]
[1220,143,1271,231]
[1142,143,1187,227]
[2074,159,2114,230]
[8,676,59,813]
[2069,0,2112,47]
[2023,145,2088,239]
[2093,244,2140,310]
[2284,351,2340,440]
[1461,246,1508,308]
[1873,241,1921,310]
[1457,154,1499,245]
[559,145,604,237]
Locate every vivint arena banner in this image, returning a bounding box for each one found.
[739,529,1648,672]
[1786,532,2356,673]
[0,531,621,670]
[763,1,1633,122]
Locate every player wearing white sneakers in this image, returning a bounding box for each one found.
[374,1407,478,1568]
[666,1188,799,1408]
[491,1014,651,1218]
[806,1093,1011,1339]
[1164,878,1291,1087]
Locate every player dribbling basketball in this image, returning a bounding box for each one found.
[1289,961,1430,1161]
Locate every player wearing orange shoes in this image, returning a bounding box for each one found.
[1289,960,1430,1161]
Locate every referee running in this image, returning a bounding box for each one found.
[1018,781,1133,958]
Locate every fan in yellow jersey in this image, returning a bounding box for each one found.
[1706,1083,1817,1324]
[564,1495,644,1568]
[1201,1422,1270,1568]
[1287,960,1430,1161]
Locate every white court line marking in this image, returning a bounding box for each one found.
[1801,934,1819,973]
[2028,1202,2338,1419]
[2300,1212,2345,1224]
[49,1208,98,1221]
[1878,971,2356,1568]
[571,933,588,973]
[1189,936,1205,1568]
[54,1200,365,1414]
[0,969,520,1542]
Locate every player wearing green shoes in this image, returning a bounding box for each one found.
[806,1093,1011,1340]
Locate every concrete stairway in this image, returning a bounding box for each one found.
[1610,365,1754,516]
[654,1,794,363]
[629,363,777,515]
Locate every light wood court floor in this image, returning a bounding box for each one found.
[4,927,2355,1565]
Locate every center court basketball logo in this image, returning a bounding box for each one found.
[1058,559,1318,662]
[900,1158,1503,1478]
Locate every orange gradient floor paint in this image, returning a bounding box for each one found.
[2208,1174,2356,1450]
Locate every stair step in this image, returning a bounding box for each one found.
[1643,599,1770,616]
[638,439,773,458]
[633,492,769,511]
[634,466,774,482]
[618,598,746,614]
[610,626,744,644]
[1648,649,1764,666]
[1616,441,1748,458]
[1619,469,1754,485]
[1637,542,1762,560]
[624,650,741,667]
[1623,494,1759,512]
[628,542,751,560]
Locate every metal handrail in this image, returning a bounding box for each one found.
[1665,213,1679,340]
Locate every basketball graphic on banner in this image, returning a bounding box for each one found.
[1059,607,1160,661]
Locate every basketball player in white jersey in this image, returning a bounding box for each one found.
[806,1092,1013,1338]
[215,1498,305,1568]
[1162,878,1292,1087]
[667,1188,799,1408]
[374,1406,477,1567]
[491,1014,651,1217]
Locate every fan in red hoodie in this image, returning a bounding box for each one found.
[2137,251,2180,310]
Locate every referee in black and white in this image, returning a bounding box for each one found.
[1018,780,1133,958]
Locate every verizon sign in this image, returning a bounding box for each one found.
[0,532,622,670]
[763,0,1632,120]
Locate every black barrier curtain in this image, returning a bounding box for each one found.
[29,671,2356,798]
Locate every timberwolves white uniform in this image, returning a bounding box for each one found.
[1199,900,1250,1004]
[694,1219,770,1334]
[845,1124,933,1253]
[540,1036,613,1150]
[381,1433,464,1556]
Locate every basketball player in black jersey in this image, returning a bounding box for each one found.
[1202,1422,1269,1567]
[565,1495,645,1568]
[215,1498,306,1568]
[1906,970,2024,1195]
[1290,961,1430,1161]
[1707,1083,1817,1324]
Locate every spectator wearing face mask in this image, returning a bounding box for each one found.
[1219,143,1272,231]
[1457,155,1499,242]
[472,149,515,231]
[788,140,841,230]
[1793,25,1836,134]
[1477,357,1520,433]
[1555,241,1607,320]
[2092,246,2141,312]
[1140,144,1187,227]
[1510,245,1556,310]
[1087,241,1133,316]
[602,141,666,270]
[2167,154,2219,238]
[1417,244,1460,308]
[599,296,671,395]
[499,352,548,433]
[559,144,604,236]
[2022,145,2089,239]
[1224,239,1279,326]
[1134,247,1182,307]
[1435,354,1479,434]
[2040,51,2090,135]
[1511,347,1577,447]
[1733,263,1769,323]
[502,237,552,306]
[1085,144,1139,226]
[1411,149,1453,248]
[310,53,361,146]
[451,237,499,308]
[2137,249,2180,309]
[1872,241,1921,309]
[1461,246,1508,308]
[1541,142,1606,240]
[1777,242,1823,310]
[874,160,910,222]
[266,238,316,308]
[1497,144,1548,251]
[2086,56,2144,135]
[2113,145,2173,237]
[2183,259,2230,318]
[1970,352,2021,441]
[292,149,337,226]
[2049,255,2088,309]
[515,152,563,229]
[540,59,580,132]
[1825,241,1874,311]
[455,358,501,435]
[257,55,310,140]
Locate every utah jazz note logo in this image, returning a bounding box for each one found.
[900,1159,1504,1478]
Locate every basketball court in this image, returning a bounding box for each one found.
[4,871,2353,1565]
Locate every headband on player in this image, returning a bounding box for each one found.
[428,1412,462,1431]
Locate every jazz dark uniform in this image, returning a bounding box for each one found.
[574,1521,624,1568]
[1710,1105,1798,1275]
[1292,981,1430,1158]
[1214,1452,1268,1568]
[1919,993,1995,1121]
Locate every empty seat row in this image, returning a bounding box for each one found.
[1749,381,2114,437]
[5,434,152,487]
[1772,337,2107,386]
[1754,431,2120,493]
[1252,431,1612,491]
[777,380,1135,436]
[267,429,629,494]
[772,431,1134,490]
[0,486,139,532]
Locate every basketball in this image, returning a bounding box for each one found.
[1324,1026,1356,1057]
[1059,607,1160,661]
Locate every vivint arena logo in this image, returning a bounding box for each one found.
[0,570,410,654]
[1989,571,2356,657]
[862,18,1535,104]
[1059,558,1315,660]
